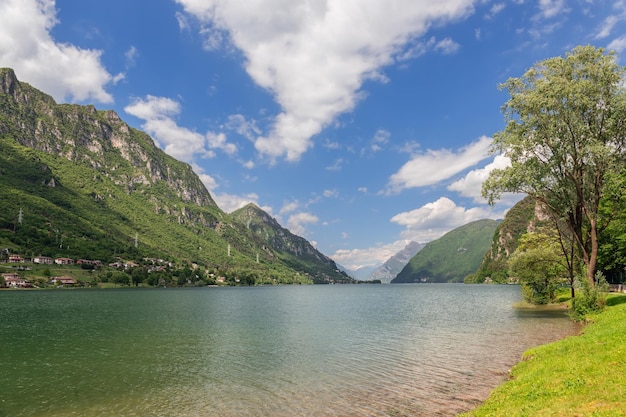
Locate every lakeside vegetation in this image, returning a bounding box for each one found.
[461,293,626,416]
[0,258,314,288]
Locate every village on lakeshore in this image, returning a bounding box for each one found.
[0,250,229,289]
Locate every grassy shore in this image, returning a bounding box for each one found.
[460,293,626,416]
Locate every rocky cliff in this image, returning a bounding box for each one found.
[0,68,215,209]
[468,196,551,283]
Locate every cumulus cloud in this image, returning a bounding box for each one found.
[287,212,319,237]
[390,197,501,242]
[447,154,511,202]
[125,95,237,162]
[386,135,492,194]
[215,192,262,214]
[332,239,413,270]
[0,0,115,103]
[175,0,476,162]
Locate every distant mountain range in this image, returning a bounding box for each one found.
[0,67,352,284]
[368,241,425,283]
[392,219,500,283]
[0,67,546,288]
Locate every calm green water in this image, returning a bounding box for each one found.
[0,284,579,416]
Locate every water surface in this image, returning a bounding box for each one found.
[0,284,580,416]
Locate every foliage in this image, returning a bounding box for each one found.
[508,231,566,304]
[461,293,626,417]
[483,46,626,285]
[471,196,548,283]
[596,173,626,283]
[393,219,499,283]
[570,271,610,321]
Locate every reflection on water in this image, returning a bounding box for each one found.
[0,285,580,416]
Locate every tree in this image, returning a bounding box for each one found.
[131,267,148,286]
[508,231,566,304]
[483,45,626,286]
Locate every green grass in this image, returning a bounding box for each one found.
[460,293,626,416]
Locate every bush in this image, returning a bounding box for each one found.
[570,271,609,320]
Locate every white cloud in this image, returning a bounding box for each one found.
[390,197,501,242]
[215,192,261,214]
[608,35,626,53]
[447,154,511,202]
[175,0,477,162]
[0,0,114,103]
[280,200,301,215]
[191,163,218,192]
[596,15,619,39]
[485,3,505,20]
[287,212,319,237]
[332,239,413,270]
[371,129,391,152]
[434,38,461,55]
[536,0,567,20]
[125,46,139,67]
[225,114,261,141]
[124,95,237,162]
[322,139,341,150]
[176,11,190,31]
[386,135,492,193]
[323,189,339,198]
[325,158,344,171]
[207,131,237,155]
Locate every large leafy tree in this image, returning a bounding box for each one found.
[483,45,626,286]
[509,231,566,304]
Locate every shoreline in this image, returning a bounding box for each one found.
[459,292,626,416]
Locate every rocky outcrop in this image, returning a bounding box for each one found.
[470,196,552,283]
[0,68,215,208]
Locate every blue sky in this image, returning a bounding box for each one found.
[2,1,626,271]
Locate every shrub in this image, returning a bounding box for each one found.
[570,271,609,320]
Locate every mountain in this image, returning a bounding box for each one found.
[230,203,354,284]
[0,67,347,285]
[391,219,499,283]
[466,196,551,284]
[343,265,378,281]
[368,241,425,283]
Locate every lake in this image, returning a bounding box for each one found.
[0,284,580,416]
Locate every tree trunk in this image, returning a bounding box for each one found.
[587,217,599,285]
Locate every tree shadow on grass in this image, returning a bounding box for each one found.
[606,294,626,306]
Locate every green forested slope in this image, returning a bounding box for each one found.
[0,68,347,284]
[392,219,499,283]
